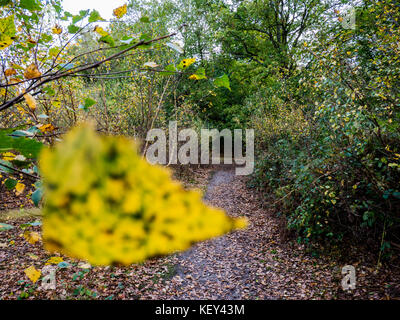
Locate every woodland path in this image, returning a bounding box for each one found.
[155,167,307,299]
[151,167,396,300]
[1,167,397,300]
[169,168,268,299]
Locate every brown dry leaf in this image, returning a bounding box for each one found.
[24,63,41,79]
[23,91,37,111]
[4,68,16,77]
[9,77,21,84]
[24,231,41,244]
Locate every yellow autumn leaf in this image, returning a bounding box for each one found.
[52,25,62,35]
[40,123,248,266]
[4,68,16,77]
[2,152,15,161]
[113,4,127,19]
[178,58,196,70]
[0,38,13,49]
[24,63,41,79]
[9,78,21,84]
[39,123,56,133]
[0,15,16,50]
[15,182,25,195]
[94,25,108,37]
[24,231,41,244]
[23,91,37,111]
[45,256,63,265]
[24,266,41,283]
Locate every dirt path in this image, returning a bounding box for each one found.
[156,167,282,299]
[151,167,400,300]
[170,169,260,299]
[1,166,399,300]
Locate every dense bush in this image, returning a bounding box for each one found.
[251,0,400,257]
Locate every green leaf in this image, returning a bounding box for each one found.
[40,33,53,43]
[160,64,177,76]
[88,10,103,23]
[19,0,41,11]
[4,178,17,190]
[0,129,43,159]
[79,9,90,17]
[0,0,12,6]
[42,86,55,96]
[139,33,151,42]
[98,35,115,47]
[84,98,96,108]
[67,24,80,34]
[72,10,88,24]
[49,47,60,57]
[213,74,231,91]
[190,67,207,80]
[79,98,97,111]
[140,16,150,23]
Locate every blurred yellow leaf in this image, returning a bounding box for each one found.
[24,266,41,283]
[40,123,248,266]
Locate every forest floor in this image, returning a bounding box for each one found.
[1,165,400,300]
